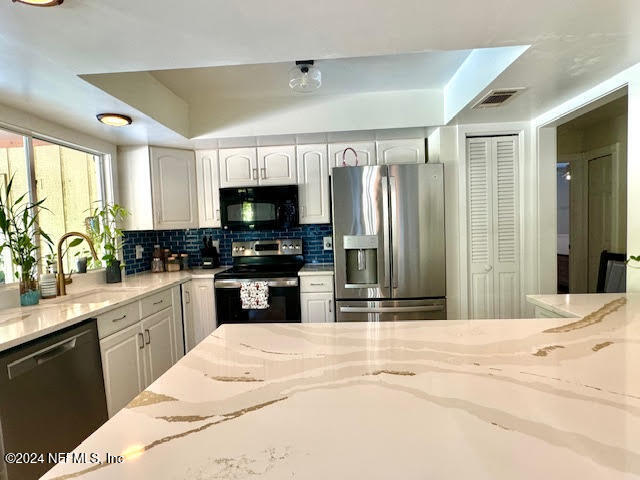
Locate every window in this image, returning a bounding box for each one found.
[33,139,104,273]
[0,127,106,283]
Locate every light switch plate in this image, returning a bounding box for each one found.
[135,245,144,259]
[323,236,333,251]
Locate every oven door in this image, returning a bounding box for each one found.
[215,277,301,323]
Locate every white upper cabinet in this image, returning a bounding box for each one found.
[218,148,258,187]
[297,144,330,224]
[257,146,297,185]
[329,142,376,170]
[375,139,425,165]
[150,147,199,230]
[195,150,221,228]
[118,146,198,231]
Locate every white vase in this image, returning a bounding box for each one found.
[40,272,57,299]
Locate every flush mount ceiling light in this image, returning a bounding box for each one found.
[289,60,321,93]
[97,113,132,127]
[12,0,64,6]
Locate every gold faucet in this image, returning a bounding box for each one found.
[57,232,99,296]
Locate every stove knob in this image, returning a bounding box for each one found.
[282,245,289,250]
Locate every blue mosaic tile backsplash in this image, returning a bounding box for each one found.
[122,224,333,275]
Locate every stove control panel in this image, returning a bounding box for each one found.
[231,239,303,257]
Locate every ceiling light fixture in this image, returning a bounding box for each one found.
[289,60,321,93]
[97,113,132,127]
[12,0,64,6]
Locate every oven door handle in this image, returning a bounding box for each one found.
[214,278,299,289]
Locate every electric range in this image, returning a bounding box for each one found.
[214,239,304,323]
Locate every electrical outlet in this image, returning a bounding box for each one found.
[135,245,144,260]
[323,236,333,251]
[211,239,220,249]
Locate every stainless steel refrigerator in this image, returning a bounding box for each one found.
[331,163,446,321]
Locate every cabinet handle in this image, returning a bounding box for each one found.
[252,168,258,180]
[138,333,144,349]
[144,329,151,345]
[261,167,266,179]
[310,282,325,286]
[215,209,220,220]
[153,299,164,305]
[328,300,332,313]
[112,314,127,323]
[185,291,191,304]
[301,205,305,217]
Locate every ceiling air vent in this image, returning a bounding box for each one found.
[472,88,525,108]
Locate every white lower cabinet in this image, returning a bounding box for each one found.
[191,278,217,349]
[300,274,335,323]
[301,292,334,323]
[141,308,176,386]
[98,288,180,418]
[99,322,146,418]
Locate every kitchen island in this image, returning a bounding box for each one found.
[42,293,640,479]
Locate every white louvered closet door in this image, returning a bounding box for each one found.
[466,136,519,319]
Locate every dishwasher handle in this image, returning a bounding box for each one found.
[7,330,89,380]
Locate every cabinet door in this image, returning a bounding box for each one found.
[301,292,334,323]
[297,144,330,224]
[196,150,221,228]
[257,146,297,185]
[192,279,217,346]
[218,148,258,187]
[181,281,197,352]
[150,147,198,229]
[99,323,146,417]
[329,142,376,170]
[375,139,425,165]
[141,308,176,386]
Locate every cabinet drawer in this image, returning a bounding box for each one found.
[97,302,141,339]
[300,275,334,293]
[140,289,172,318]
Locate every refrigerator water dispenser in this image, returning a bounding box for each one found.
[343,235,378,286]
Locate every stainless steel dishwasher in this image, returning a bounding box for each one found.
[0,320,108,480]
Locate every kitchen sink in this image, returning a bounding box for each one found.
[47,288,143,305]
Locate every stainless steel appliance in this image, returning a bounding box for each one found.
[0,320,108,480]
[332,164,446,321]
[219,185,298,231]
[214,239,303,323]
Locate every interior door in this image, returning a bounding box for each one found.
[588,155,613,292]
[389,163,445,299]
[467,138,495,319]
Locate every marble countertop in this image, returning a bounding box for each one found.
[526,292,627,318]
[42,293,640,479]
[298,263,334,276]
[0,267,230,352]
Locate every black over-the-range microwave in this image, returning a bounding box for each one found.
[219,185,299,230]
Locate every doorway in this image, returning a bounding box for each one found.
[556,95,628,293]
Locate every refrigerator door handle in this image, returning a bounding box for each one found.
[381,177,390,288]
[340,305,445,313]
[389,176,399,289]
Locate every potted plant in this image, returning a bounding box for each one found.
[86,203,130,283]
[0,176,52,305]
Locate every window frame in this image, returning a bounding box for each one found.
[0,124,110,283]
